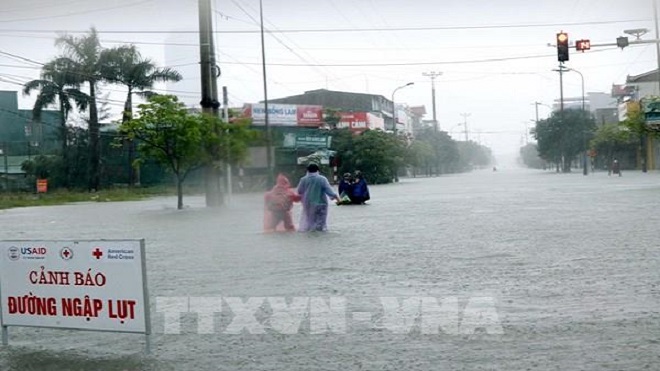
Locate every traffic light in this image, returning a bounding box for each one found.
[616,36,629,49]
[557,32,569,62]
[575,39,591,52]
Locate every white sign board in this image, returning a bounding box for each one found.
[0,240,149,334]
[249,103,298,126]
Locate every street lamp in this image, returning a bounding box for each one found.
[391,82,414,135]
[566,68,585,111]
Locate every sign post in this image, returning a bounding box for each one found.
[0,239,150,353]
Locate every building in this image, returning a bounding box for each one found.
[625,69,660,98]
[613,69,660,170]
[268,89,397,131]
[0,90,59,157]
[552,92,617,114]
[408,106,428,135]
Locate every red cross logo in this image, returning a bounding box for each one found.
[92,248,103,259]
[59,247,73,260]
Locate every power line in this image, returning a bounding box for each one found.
[210,47,627,67]
[0,0,89,14]
[0,0,153,23]
[230,0,344,88]
[0,50,43,66]
[0,18,649,34]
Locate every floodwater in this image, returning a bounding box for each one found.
[1,167,659,370]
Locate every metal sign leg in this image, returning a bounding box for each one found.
[1,326,8,346]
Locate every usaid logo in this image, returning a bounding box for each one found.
[7,246,20,261]
[18,246,47,260]
[21,247,47,255]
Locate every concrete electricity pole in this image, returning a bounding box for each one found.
[460,113,470,142]
[199,0,222,206]
[655,0,660,95]
[223,86,232,204]
[260,0,274,187]
[553,64,566,114]
[422,71,442,131]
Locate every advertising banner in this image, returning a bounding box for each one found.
[338,112,384,132]
[282,133,331,149]
[296,105,324,127]
[0,240,149,334]
[244,104,298,126]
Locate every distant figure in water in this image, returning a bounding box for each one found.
[296,163,339,232]
[610,159,621,177]
[350,170,370,204]
[493,166,497,172]
[264,174,301,233]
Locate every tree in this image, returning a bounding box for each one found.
[456,140,493,170]
[519,143,545,169]
[103,45,183,185]
[119,95,255,209]
[323,107,341,130]
[533,109,595,172]
[413,127,459,175]
[405,140,434,177]
[590,123,637,169]
[23,60,88,187]
[54,27,116,191]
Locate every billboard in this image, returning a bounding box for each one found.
[0,240,149,334]
[338,112,385,132]
[243,104,323,127]
[297,105,324,127]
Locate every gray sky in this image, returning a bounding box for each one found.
[0,0,656,157]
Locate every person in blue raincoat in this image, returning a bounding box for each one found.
[350,170,370,204]
[296,163,340,232]
[337,172,354,204]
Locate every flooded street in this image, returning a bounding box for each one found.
[1,167,660,370]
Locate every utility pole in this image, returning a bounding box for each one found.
[260,0,274,187]
[650,0,660,172]
[223,86,232,205]
[422,71,442,131]
[199,0,222,207]
[558,64,565,113]
[460,113,470,141]
[1,144,7,192]
[552,63,568,172]
[534,102,540,124]
[655,0,660,95]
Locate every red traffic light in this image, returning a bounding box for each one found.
[575,39,591,51]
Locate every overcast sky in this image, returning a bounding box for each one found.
[0,0,656,158]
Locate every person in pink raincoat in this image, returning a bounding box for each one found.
[296,163,340,232]
[263,174,301,233]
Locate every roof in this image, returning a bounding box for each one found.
[267,88,391,112]
[627,69,660,83]
[409,106,427,116]
[0,155,30,174]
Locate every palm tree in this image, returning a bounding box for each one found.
[103,45,182,185]
[23,59,89,187]
[54,27,112,191]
